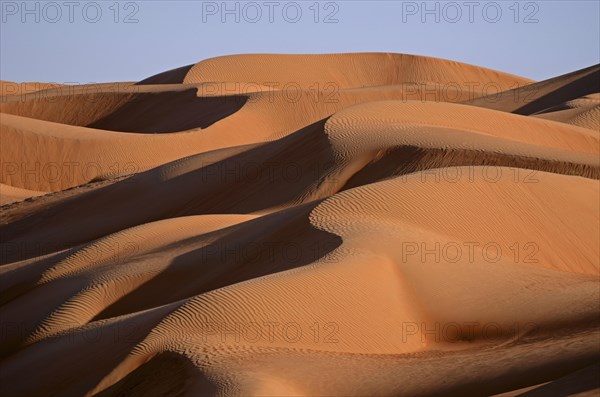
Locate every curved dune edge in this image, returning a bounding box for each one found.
[1,55,598,397]
[1,95,597,194]
[0,80,64,96]
[183,53,533,89]
[0,52,535,193]
[0,83,245,132]
[324,100,599,153]
[2,52,533,131]
[0,169,598,396]
[0,184,46,205]
[465,64,599,115]
[533,94,600,130]
[2,100,598,264]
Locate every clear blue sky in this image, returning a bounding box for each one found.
[1,1,599,83]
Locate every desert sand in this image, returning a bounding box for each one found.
[0,53,598,396]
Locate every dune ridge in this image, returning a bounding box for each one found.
[1,53,598,396]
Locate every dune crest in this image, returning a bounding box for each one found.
[183,53,532,90]
[1,53,598,397]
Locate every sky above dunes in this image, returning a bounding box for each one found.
[1,0,599,83]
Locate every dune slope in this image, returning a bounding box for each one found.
[0,53,598,397]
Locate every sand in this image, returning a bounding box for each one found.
[1,53,598,396]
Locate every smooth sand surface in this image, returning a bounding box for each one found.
[1,53,598,396]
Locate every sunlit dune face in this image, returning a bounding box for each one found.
[1,53,599,397]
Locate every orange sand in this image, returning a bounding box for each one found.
[1,53,598,396]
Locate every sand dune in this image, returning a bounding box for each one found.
[533,94,600,130]
[0,85,498,192]
[0,184,45,206]
[1,53,598,396]
[0,80,63,96]
[182,53,532,89]
[466,64,600,115]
